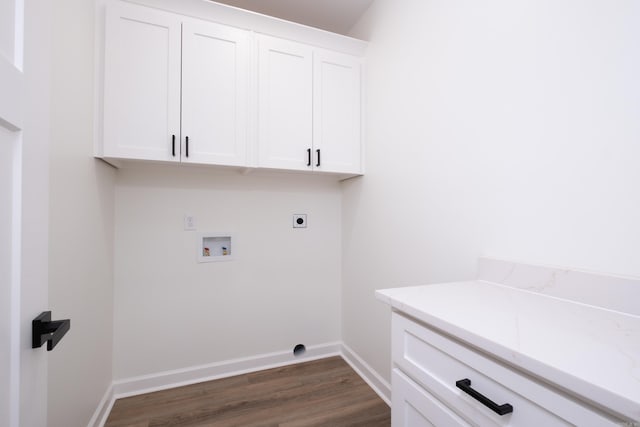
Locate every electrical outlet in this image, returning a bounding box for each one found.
[184,214,196,231]
[293,214,307,228]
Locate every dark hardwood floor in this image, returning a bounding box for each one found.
[105,356,391,427]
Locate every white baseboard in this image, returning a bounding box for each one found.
[86,383,115,427]
[111,341,341,400]
[340,343,391,406]
[88,341,389,426]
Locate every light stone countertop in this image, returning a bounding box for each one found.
[376,279,640,422]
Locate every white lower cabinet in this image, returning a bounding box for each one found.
[393,369,471,427]
[391,312,619,427]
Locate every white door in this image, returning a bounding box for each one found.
[103,2,182,162]
[0,73,20,427]
[257,35,313,171]
[313,49,362,174]
[1,0,51,426]
[181,19,250,166]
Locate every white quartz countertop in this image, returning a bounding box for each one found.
[376,280,640,421]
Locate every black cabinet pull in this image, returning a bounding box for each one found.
[172,134,176,157]
[307,148,311,167]
[456,379,513,416]
[316,149,321,167]
[186,136,189,158]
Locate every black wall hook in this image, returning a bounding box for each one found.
[32,311,70,351]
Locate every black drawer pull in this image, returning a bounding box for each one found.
[307,148,311,166]
[456,379,513,416]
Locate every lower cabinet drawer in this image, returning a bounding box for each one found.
[393,368,471,427]
[392,312,619,427]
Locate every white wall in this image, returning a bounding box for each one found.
[47,0,117,426]
[113,166,342,379]
[343,0,640,383]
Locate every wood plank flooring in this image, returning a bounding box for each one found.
[105,356,390,427]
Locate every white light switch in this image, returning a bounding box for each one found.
[184,214,196,231]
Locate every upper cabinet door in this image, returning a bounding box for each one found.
[181,20,249,166]
[257,35,313,171]
[103,2,182,161]
[313,50,362,174]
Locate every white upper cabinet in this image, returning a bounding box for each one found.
[257,35,363,174]
[103,2,249,165]
[257,35,313,171]
[314,49,362,174]
[100,1,364,175]
[181,21,249,166]
[103,3,182,162]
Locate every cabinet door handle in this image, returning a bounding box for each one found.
[186,136,189,158]
[316,149,321,167]
[172,135,176,157]
[456,379,513,416]
[307,148,311,167]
